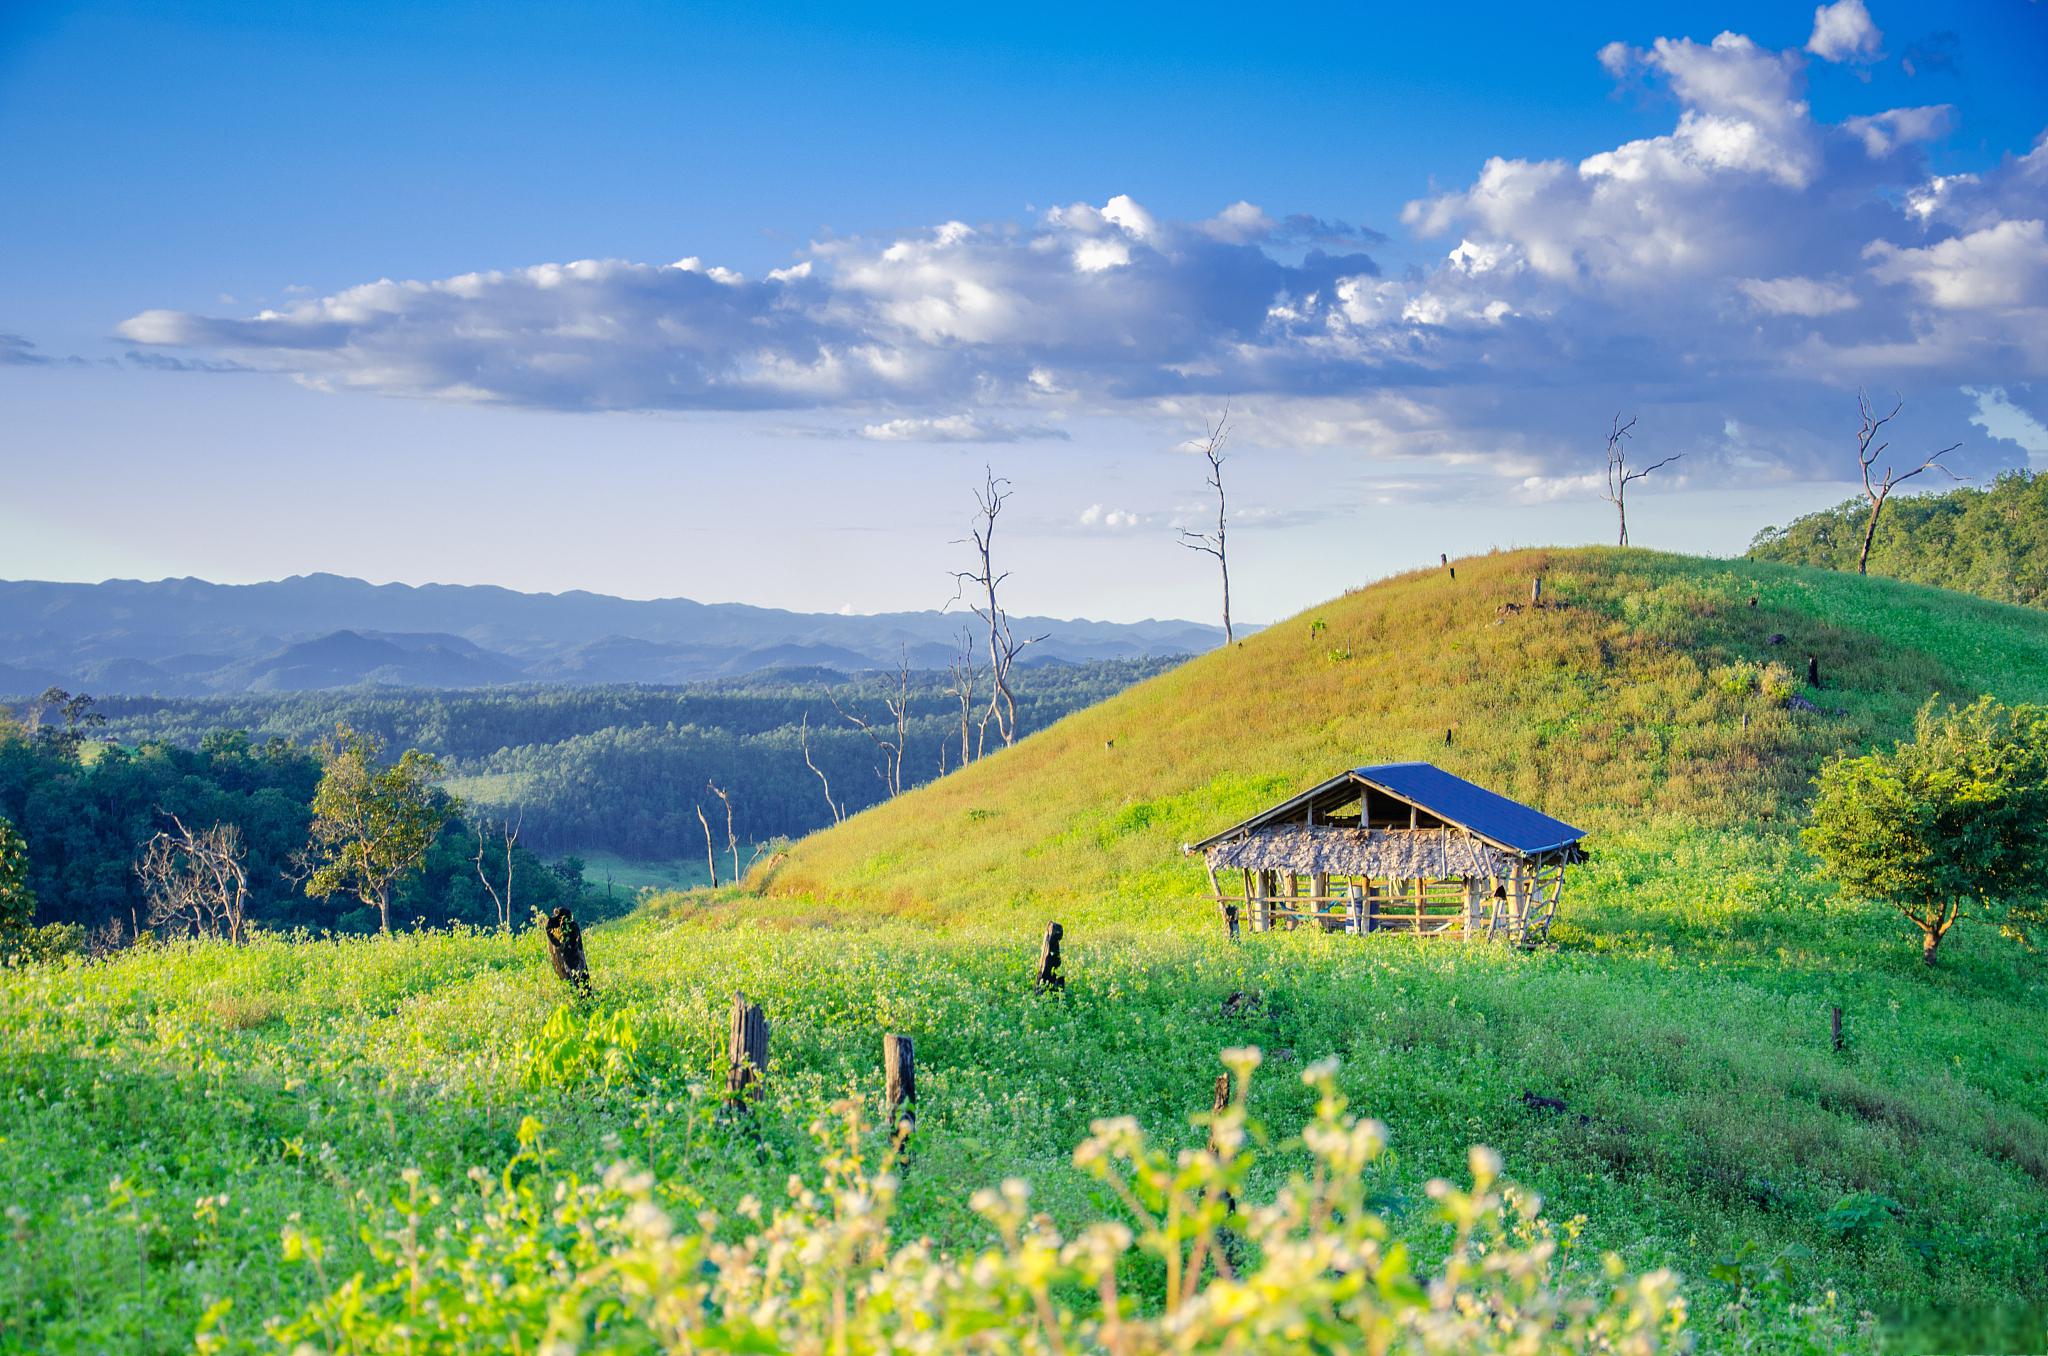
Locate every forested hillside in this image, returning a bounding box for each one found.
[1748,470,2048,608]
[84,660,1173,857]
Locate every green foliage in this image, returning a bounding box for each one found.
[79,662,1176,859]
[258,1055,1698,1354]
[1804,696,2048,962]
[0,815,33,936]
[305,725,457,933]
[519,1000,653,1091]
[1750,470,2048,609]
[1821,1192,1902,1246]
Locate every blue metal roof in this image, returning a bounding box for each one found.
[1352,762,1584,854]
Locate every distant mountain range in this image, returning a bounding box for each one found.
[0,574,1232,695]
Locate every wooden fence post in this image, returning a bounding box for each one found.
[1531,576,1543,607]
[1830,1005,1844,1053]
[1346,883,1365,935]
[1035,922,1065,992]
[884,1033,916,1161]
[545,906,591,994]
[726,992,769,1104]
[1224,902,1240,941]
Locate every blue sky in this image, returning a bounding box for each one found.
[3,0,2045,622]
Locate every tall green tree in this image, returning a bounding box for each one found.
[0,815,35,936]
[304,724,456,934]
[1804,696,2048,964]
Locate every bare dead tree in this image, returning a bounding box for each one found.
[707,780,740,883]
[1600,414,1681,547]
[135,813,250,944]
[470,806,522,931]
[829,652,911,797]
[950,468,1046,747]
[799,711,844,825]
[1852,391,1964,575]
[944,624,986,770]
[1178,404,1234,642]
[695,803,720,887]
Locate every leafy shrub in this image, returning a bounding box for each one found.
[521,1000,654,1092]
[263,1052,1696,1353]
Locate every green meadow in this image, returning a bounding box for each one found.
[5,548,2046,1351]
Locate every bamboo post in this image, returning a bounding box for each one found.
[726,992,769,1104]
[884,1033,916,1160]
[1346,883,1365,936]
[1035,921,1066,992]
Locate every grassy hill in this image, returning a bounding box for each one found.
[1748,470,2048,610]
[6,548,2048,1352]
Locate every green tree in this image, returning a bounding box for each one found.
[0,815,35,935]
[304,724,456,934]
[1804,696,2048,964]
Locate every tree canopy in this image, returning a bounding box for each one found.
[305,725,455,934]
[1803,695,2048,963]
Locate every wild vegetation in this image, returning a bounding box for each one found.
[1749,469,2048,609]
[75,661,1175,860]
[4,549,2047,1351]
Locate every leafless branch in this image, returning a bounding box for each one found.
[1599,414,1680,547]
[799,711,844,825]
[1176,403,1234,642]
[1853,389,1965,574]
[947,467,1046,747]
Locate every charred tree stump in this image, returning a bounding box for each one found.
[725,992,770,1107]
[545,906,590,994]
[884,1033,916,1163]
[1206,1073,1242,1272]
[1035,921,1066,992]
[1223,902,1239,941]
[1831,1005,1845,1053]
[1807,654,1821,688]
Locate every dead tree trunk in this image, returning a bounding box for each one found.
[1600,414,1681,547]
[695,803,720,887]
[1178,406,1234,643]
[708,780,740,882]
[545,906,590,994]
[884,1033,916,1162]
[799,713,844,826]
[726,992,770,1102]
[951,468,1046,748]
[1034,921,1065,992]
[1851,391,1963,575]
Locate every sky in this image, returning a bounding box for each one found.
[2,0,2045,624]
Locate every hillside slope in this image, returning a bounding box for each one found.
[762,547,2048,922]
[1748,470,2048,610]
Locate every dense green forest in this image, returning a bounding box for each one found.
[78,660,1176,857]
[0,706,599,941]
[0,661,1170,935]
[1749,469,2048,607]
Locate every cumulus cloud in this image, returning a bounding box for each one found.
[1077,504,1145,528]
[1807,0,1883,63]
[113,17,2048,484]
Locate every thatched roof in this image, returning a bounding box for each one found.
[1204,825,1525,878]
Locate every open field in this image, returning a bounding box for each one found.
[5,549,2047,1351]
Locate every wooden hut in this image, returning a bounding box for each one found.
[1183,762,1585,944]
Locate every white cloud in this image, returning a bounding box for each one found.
[1864,219,2048,310]
[856,414,1069,443]
[1078,503,1146,528]
[1968,386,2048,464]
[1737,275,1860,315]
[1806,0,1882,63]
[112,21,2048,486]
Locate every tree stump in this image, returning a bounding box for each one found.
[1531,576,1543,606]
[1807,655,1821,688]
[1035,921,1065,992]
[1223,902,1239,941]
[726,992,770,1104]
[1831,1005,1845,1053]
[884,1033,916,1162]
[545,907,590,994]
